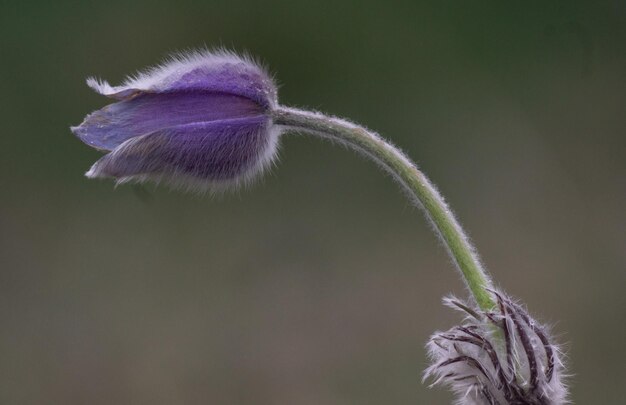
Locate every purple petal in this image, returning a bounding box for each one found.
[86,116,277,188]
[85,50,277,108]
[72,92,265,151]
[163,62,276,109]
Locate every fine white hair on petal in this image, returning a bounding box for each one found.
[153,124,283,195]
[86,48,276,103]
[126,48,271,87]
[86,125,283,195]
[86,77,115,95]
[85,77,144,100]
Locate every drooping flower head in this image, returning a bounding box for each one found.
[424,291,568,405]
[72,50,280,192]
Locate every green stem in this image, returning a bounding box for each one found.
[273,106,496,311]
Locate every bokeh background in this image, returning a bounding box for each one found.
[1,1,625,403]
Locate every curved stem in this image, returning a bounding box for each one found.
[272,106,496,310]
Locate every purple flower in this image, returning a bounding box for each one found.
[424,291,568,405]
[72,50,280,191]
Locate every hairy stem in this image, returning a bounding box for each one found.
[273,106,495,310]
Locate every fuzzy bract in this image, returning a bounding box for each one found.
[72,50,280,192]
[424,291,568,405]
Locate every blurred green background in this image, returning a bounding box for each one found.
[1,1,625,403]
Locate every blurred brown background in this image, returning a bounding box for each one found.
[1,1,624,403]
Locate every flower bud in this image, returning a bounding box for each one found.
[72,50,280,191]
[424,291,568,404]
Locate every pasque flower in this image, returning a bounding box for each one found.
[73,50,569,404]
[72,50,280,191]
